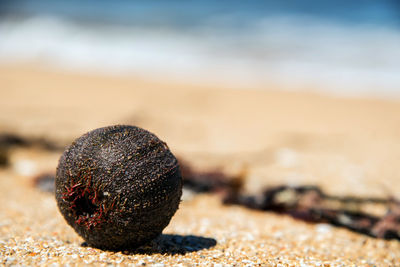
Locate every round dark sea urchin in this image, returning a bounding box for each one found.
[55,125,182,250]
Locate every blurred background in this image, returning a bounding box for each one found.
[1,0,400,97]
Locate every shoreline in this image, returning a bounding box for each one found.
[2,62,400,101]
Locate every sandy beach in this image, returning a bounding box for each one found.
[1,64,400,265]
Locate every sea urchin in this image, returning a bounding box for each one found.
[55,125,182,250]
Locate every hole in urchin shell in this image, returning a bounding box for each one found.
[71,188,106,228]
[74,194,99,217]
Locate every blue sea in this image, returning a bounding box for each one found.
[1,0,400,97]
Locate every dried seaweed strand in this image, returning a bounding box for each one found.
[179,160,400,241]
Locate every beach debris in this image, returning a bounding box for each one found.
[180,160,400,241]
[224,185,400,240]
[179,158,244,196]
[0,133,25,166]
[0,132,64,168]
[33,172,56,193]
[371,199,400,239]
[55,125,182,250]
[0,133,29,148]
[0,132,63,151]
[0,146,9,166]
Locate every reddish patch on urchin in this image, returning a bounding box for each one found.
[61,173,109,229]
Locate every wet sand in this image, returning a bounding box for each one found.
[1,64,400,265]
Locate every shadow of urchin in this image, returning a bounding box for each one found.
[119,234,217,255]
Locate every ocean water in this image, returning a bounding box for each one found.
[1,0,400,97]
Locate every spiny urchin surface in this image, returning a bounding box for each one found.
[55,125,182,250]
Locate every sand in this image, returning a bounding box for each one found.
[1,64,400,266]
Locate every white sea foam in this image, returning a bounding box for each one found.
[1,16,399,98]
